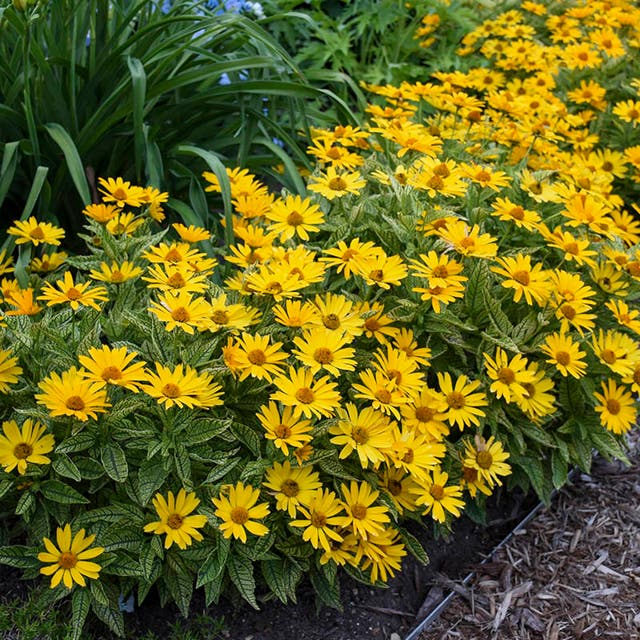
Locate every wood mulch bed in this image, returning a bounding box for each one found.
[418,432,640,640]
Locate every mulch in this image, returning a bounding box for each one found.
[418,431,640,640]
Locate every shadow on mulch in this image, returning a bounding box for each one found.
[123,488,536,640]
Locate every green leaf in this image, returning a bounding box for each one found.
[0,479,12,500]
[184,418,230,445]
[173,441,192,487]
[91,600,125,638]
[165,561,194,618]
[140,543,162,583]
[262,558,300,604]
[44,123,90,204]
[0,546,40,569]
[551,450,568,490]
[40,480,89,504]
[101,442,129,482]
[227,553,259,610]
[229,421,262,457]
[55,431,96,454]
[589,428,629,463]
[53,454,82,482]
[20,166,49,221]
[71,588,91,640]
[310,569,342,611]
[398,527,429,565]
[101,528,144,553]
[275,536,313,558]
[137,459,169,506]
[127,56,147,181]
[204,457,242,484]
[0,141,19,212]
[90,580,110,607]
[196,540,229,588]
[15,491,36,517]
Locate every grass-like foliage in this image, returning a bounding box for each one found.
[0,0,639,638]
[0,0,354,237]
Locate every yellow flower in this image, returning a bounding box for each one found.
[143,264,210,294]
[0,347,23,392]
[321,238,382,279]
[140,363,223,409]
[540,331,587,378]
[335,481,390,540]
[483,348,536,402]
[90,261,143,284]
[400,387,449,440]
[491,254,551,306]
[78,345,147,392]
[205,293,261,332]
[83,203,120,223]
[36,367,110,422]
[308,167,367,200]
[105,212,145,236]
[271,366,341,419]
[411,469,465,523]
[437,372,488,429]
[437,219,498,258]
[148,290,212,334]
[292,328,356,377]
[5,288,42,316]
[7,216,65,246]
[263,461,322,518]
[514,363,555,422]
[352,252,408,289]
[266,195,325,241]
[606,300,640,335]
[234,332,289,382]
[490,197,541,230]
[591,330,640,378]
[212,482,270,543]
[594,379,637,435]
[258,401,313,455]
[0,419,54,475]
[388,425,446,480]
[172,223,212,243]
[352,369,409,419]
[143,489,208,549]
[29,252,68,273]
[377,468,419,515]
[328,404,394,469]
[38,524,104,589]
[462,436,511,489]
[98,177,145,208]
[311,293,364,337]
[356,527,407,584]
[272,299,319,328]
[0,250,14,276]
[38,272,108,311]
[290,488,344,553]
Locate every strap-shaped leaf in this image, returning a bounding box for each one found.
[44,123,90,204]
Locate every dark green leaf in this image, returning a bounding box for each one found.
[227,553,258,610]
[101,442,129,482]
[40,480,89,504]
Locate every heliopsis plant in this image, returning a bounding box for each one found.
[1,0,640,635]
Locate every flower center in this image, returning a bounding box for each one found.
[459,237,475,249]
[295,388,315,404]
[59,552,77,570]
[101,366,123,381]
[66,395,85,411]
[162,383,181,398]
[522,382,535,398]
[167,273,186,288]
[171,307,190,323]
[310,511,327,528]
[211,310,229,325]
[13,442,33,459]
[634,370,640,385]
[351,504,368,520]
[432,265,449,278]
[313,348,333,364]
[429,484,445,500]
[341,249,357,261]
[274,423,292,439]
[66,287,82,301]
[434,163,450,177]
[167,513,183,529]
[369,269,384,282]
[560,304,576,320]
[112,188,128,202]
[606,399,621,414]
[402,449,414,464]
[30,226,46,240]
[247,349,266,365]
[230,506,249,525]
[387,479,402,496]
[564,242,579,255]
[351,426,369,444]
[428,175,444,190]
[601,349,617,364]
[446,391,465,409]
[497,367,516,385]
[508,206,525,220]
[286,211,304,226]
[164,249,183,263]
[281,479,299,497]
[266,281,283,295]
[415,406,436,422]
[322,313,341,330]
[462,466,478,482]
[110,270,125,283]
[475,170,492,183]
[602,161,613,172]
[476,450,493,469]
[364,317,381,331]
[512,270,530,285]
[375,389,392,404]
[328,177,348,191]
[555,351,571,366]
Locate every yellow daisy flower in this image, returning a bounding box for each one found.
[308,167,367,200]
[271,366,341,419]
[38,524,104,589]
[540,331,587,378]
[78,345,147,392]
[89,261,143,284]
[172,223,212,243]
[29,252,68,273]
[483,348,536,402]
[143,489,208,549]
[491,254,551,306]
[336,481,390,540]
[0,419,54,475]
[5,288,42,316]
[263,461,322,518]
[257,402,313,455]
[234,332,288,382]
[266,195,325,241]
[292,328,356,377]
[98,176,145,208]
[437,372,488,429]
[36,367,110,421]
[594,379,637,435]
[0,347,23,392]
[82,203,120,223]
[38,272,108,311]
[411,469,465,523]
[290,488,345,553]
[7,216,65,246]
[462,436,511,488]
[212,482,270,543]
[148,290,212,334]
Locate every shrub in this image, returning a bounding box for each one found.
[0,0,640,638]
